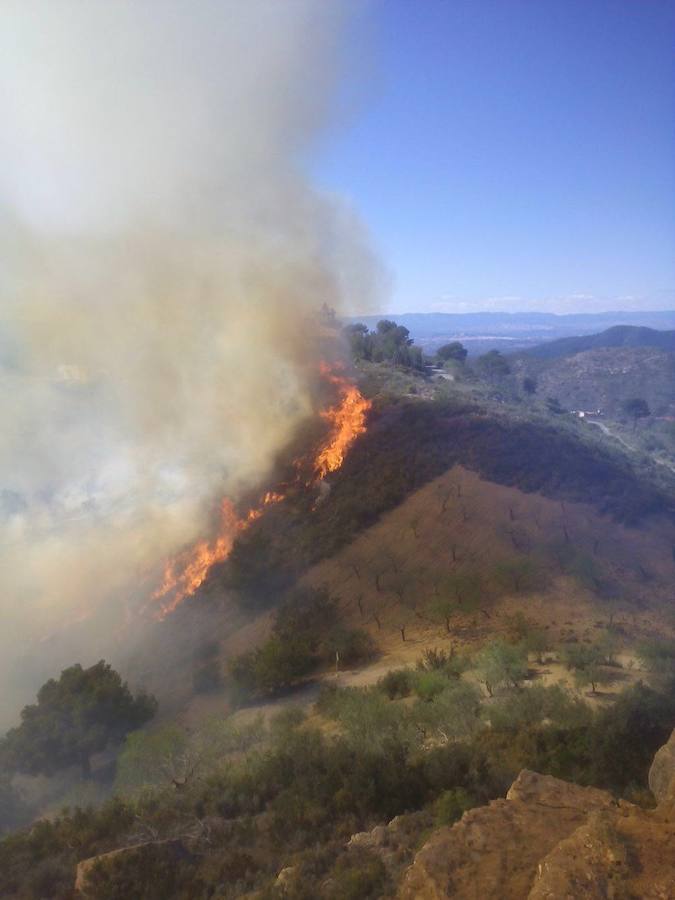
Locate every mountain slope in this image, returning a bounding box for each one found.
[293,465,675,661]
[518,325,675,360]
[6,380,675,900]
[122,375,675,723]
[511,346,675,417]
[220,396,672,605]
[198,463,675,719]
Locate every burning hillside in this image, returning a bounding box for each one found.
[0,0,384,719]
[152,363,371,617]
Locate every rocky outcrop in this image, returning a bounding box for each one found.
[529,803,675,900]
[399,730,675,900]
[649,727,675,805]
[347,810,433,881]
[398,771,615,900]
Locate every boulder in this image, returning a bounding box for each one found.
[398,771,614,900]
[399,731,675,900]
[529,804,675,900]
[346,810,433,884]
[649,728,675,805]
[275,866,297,887]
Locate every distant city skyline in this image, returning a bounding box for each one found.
[315,1,675,316]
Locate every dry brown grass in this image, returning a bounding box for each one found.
[298,465,675,662]
[180,466,675,727]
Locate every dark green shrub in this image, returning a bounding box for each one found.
[377,668,412,699]
[434,787,474,825]
[492,557,545,595]
[325,847,387,900]
[85,841,201,900]
[560,643,603,672]
[412,670,448,703]
[229,636,315,700]
[316,682,341,715]
[636,639,675,680]
[485,684,591,731]
[416,647,470,679]
[586,683,675,790]
[0,661,157,779]
[417,648,450,671]
[274,587,339,645]
[475,640,529,695]
[332,627,376,667]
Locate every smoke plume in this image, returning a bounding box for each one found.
[0,1,379,726]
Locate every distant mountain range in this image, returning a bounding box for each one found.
[346,310,675,356]
[517,325,675,360]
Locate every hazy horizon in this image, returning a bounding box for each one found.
[347,306,675,320]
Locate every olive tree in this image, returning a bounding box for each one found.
[0,661,157,778]
[621,397,651,431]
[561,643,612,694]
[475,640,528,696]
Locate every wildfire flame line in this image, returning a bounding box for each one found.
[313,362,372,479]
[152,364,371,618]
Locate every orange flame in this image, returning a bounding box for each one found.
[314,362,372,479]
[151,364,370,618]
[152,498,243,618]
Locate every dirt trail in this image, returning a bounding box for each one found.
[588,419,675,474]
[226,659,411,726]
[587,419,636,452]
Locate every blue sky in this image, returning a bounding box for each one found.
[315,0,675,314]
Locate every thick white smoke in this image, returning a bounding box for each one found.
[0,1,379,726]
